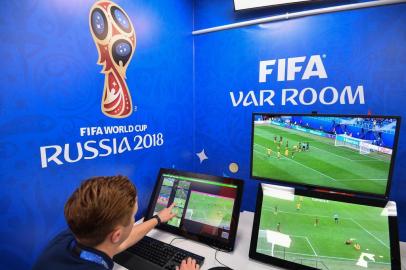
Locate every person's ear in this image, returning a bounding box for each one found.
[111,228,122,244]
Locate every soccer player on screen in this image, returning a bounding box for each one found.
[267,148,272,157]
[274,136,277,144]
[277,222,281,232]
[296,203,301,211]
[334,214,339,224]
[285,148,289,157]
[314,217,319,227]
[277,151,281,160]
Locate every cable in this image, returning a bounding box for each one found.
[214,248,229,268]
[169,236,185,245]
[210,245,232,269]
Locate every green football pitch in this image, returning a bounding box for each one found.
[258,194,391,270]
[252,124,391,195]
[185,191,234,228]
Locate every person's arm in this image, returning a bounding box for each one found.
[117,203,177,252]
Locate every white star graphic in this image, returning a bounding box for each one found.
[196,149,208,164]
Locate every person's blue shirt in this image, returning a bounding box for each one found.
[32,229,114,270]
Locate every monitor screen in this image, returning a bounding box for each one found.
[249,183,401,270]
[250,113,401,197]
[147,168,244,251]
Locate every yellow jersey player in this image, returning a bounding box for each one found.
[277,151,281,159]
[285,148,289,157]
[296,202,301,211]
[267,148,272,157]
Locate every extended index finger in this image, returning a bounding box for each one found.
[168,202,176,209]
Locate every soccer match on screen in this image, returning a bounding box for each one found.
[185,191,234,229]
[257,187,391,270]
[252,115,398,195]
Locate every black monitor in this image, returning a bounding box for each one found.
[249,183,401,270]
[146,168,244,251]
[250,113,401,197]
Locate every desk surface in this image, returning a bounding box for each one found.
[114,211,406,270]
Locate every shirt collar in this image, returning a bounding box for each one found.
[71,240,114,270]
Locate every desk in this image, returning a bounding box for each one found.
[114,211,406,270]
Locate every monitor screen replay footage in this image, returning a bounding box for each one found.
[147,169,243,251]
[249,183,401,270]
[251,113,401,197]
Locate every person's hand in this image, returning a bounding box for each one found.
[157,202,177,223]
[176,257,200,270]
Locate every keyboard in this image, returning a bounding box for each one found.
[114,236,205,270]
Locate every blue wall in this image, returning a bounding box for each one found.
[193,1,406,239]
[1,1,406,269]
[0,0,193,269]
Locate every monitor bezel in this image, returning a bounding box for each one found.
[249,183,401,270]
[146,168,244,251]
[250,113,401,198]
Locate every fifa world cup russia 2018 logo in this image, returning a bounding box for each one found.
[89,1,136,118]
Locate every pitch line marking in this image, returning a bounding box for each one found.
[257,250,391,265]
[257,249,314,257]
[304,237,317,256]
[257,125,390,164]
[263,207,340,220]
[307,143,354,162]
[255,145,386,183]
[254,143,337,182]
[351,159,386,162]
[291,235,318,256]
[263,207,380,224]
[256,129,357,162]
[311,142,388,164]
[336,178,387,181]
[253,149,279,161]
[350,218,389,249]
[259,229,391,264]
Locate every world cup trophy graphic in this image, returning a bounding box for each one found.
[89,1,136,118]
